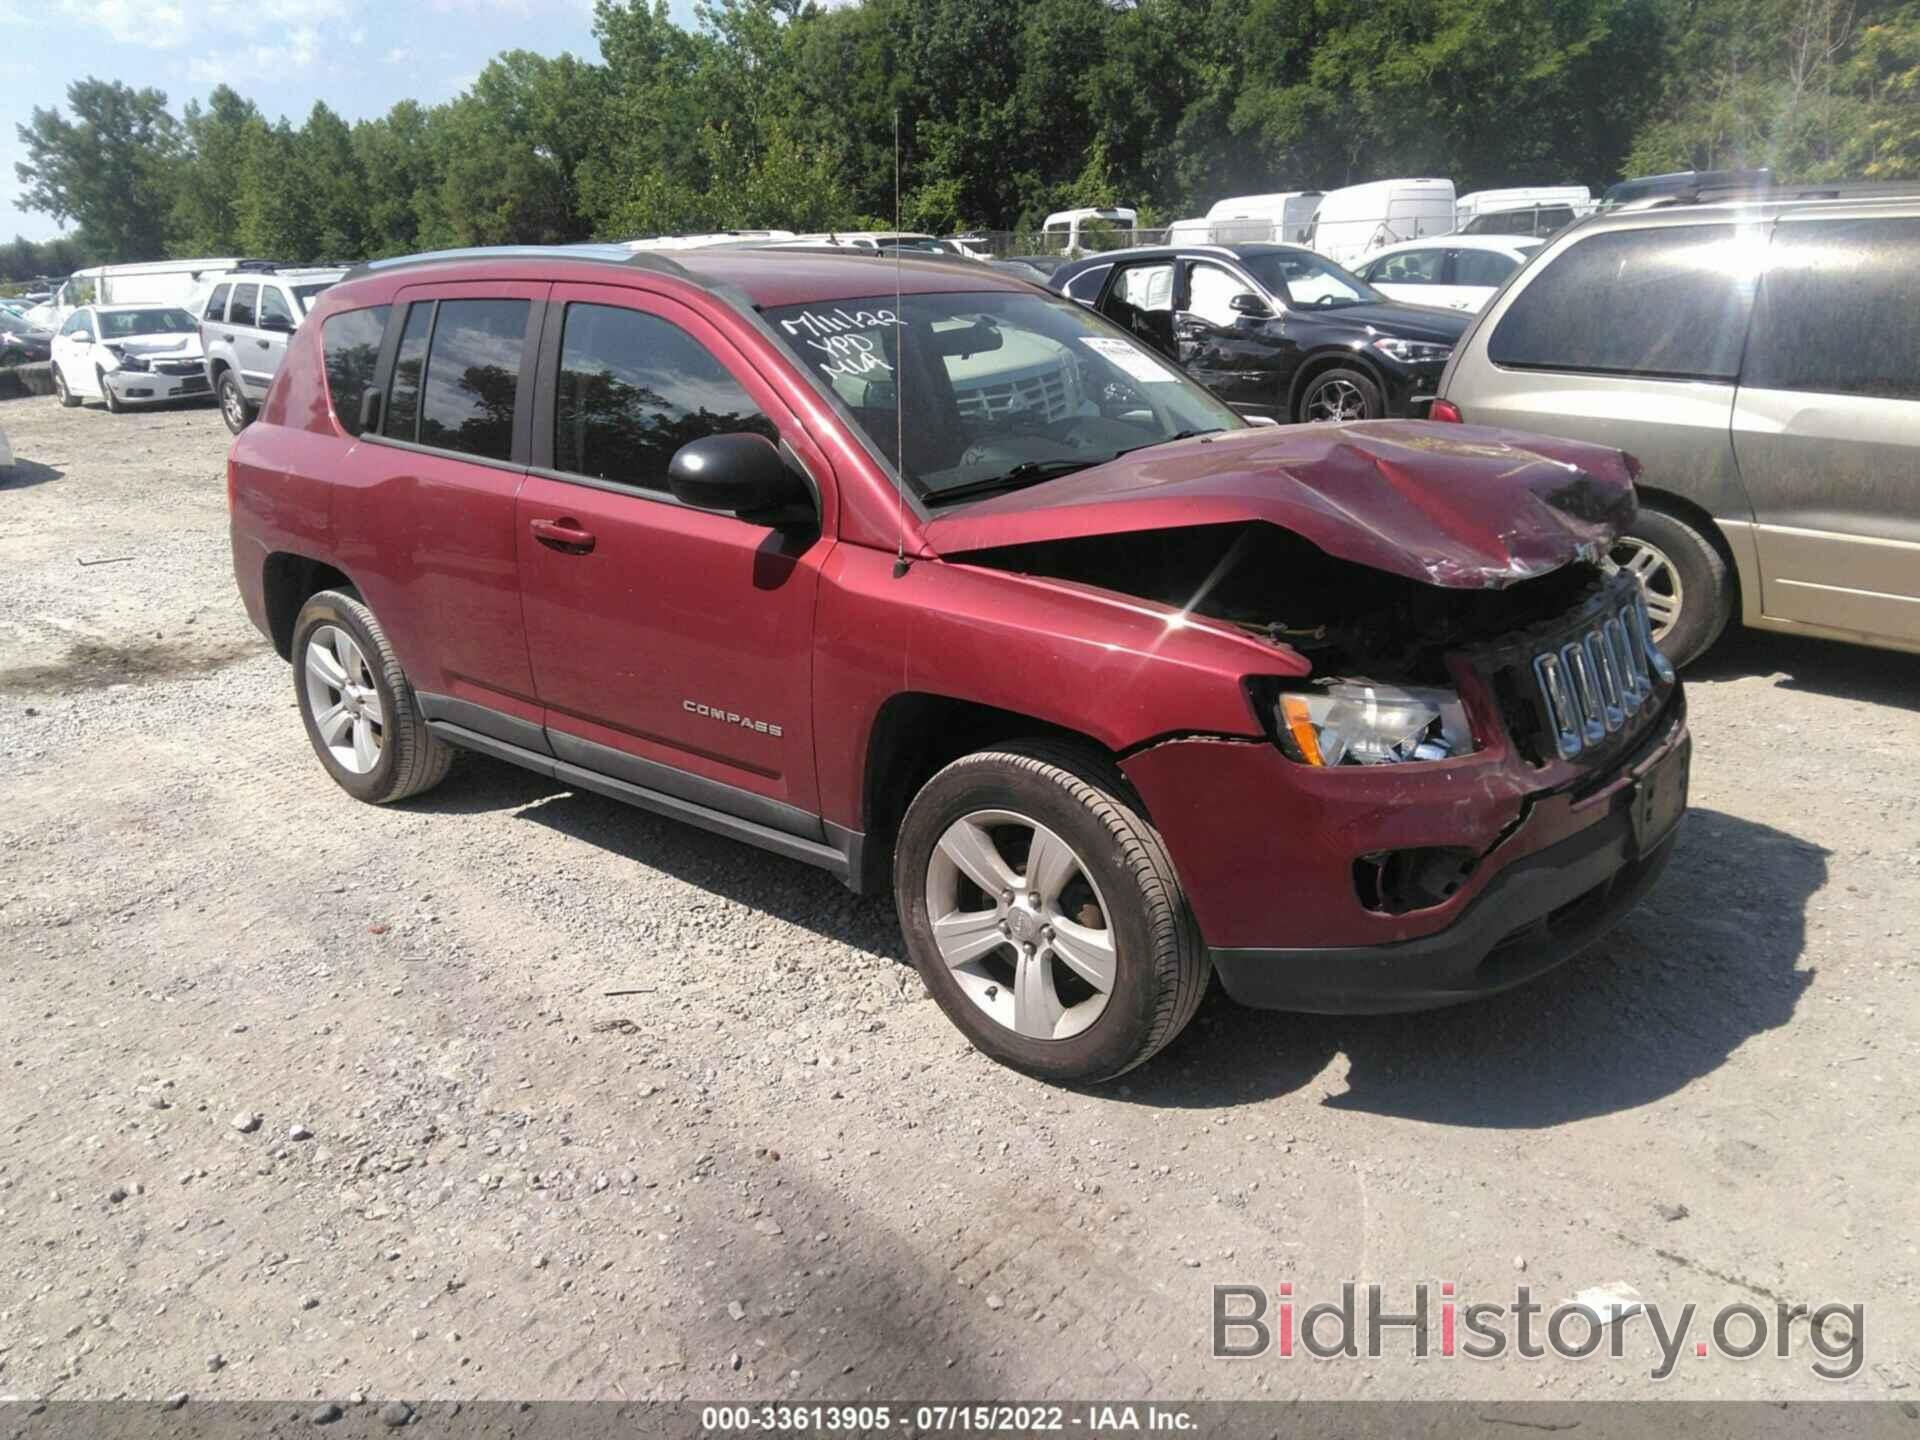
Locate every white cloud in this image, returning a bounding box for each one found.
[57,0,351,53]
[383,46,412,64]
[187,24,322,86]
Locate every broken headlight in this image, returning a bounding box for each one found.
[1271,680,1476,767]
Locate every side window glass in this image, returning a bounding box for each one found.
[204,284,231,322]
[321,305,391,437]
[259,287,296,332]
[1453,250,1520,288]
[1488,224,1756,381]
[555,303,774,489]
[228,284,258,328]
[384,302,433,442]
[1378,250,1445,283]
[1744,216,1920,402]
[418,298,529,462]
[1063,265,1111,303]
[1185,263,1255,326]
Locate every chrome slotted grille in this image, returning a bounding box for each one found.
[1532,585,1676,760]
[953,368,1072,424]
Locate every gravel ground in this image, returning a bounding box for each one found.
[1,393,1917,1406]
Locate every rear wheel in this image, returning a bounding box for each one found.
[1611,505,1733,667]
[895,742,1208,1084]
[218,371,254,434]
[292,589,453,804]
[1298,366,1382,423]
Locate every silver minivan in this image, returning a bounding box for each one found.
[1436,190,1919,665]
[197,267,345,433]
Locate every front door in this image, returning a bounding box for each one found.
[1732,212,1920,644]
[222,283,276,395]
[1094,259,1177,363]
[54,310,102,397]
[1173,258,1296,417]
[250,284,298,394]
[516,284,831,828]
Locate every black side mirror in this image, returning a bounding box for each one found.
[668,433,814,525]
[1229,292,1273,319]
[263,316,295,334]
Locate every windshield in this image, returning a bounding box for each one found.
[1239,250,1382,308]
[100,308,197,339]
[764,290,1243,505]
[293,283,334,313]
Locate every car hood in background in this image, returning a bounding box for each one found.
[924,421,1638,589]
[106,333,204,359]
[1312,301,1471,344]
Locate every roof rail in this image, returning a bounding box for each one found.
[1644,179,1920,208]
[338,244,692,284]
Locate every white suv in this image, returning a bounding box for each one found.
[197,266,345,433]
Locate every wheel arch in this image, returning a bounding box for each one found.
[1628,483,1743,613]
[262,552,357,660]
[853,692,1135,896]
[1286,348,1389,422]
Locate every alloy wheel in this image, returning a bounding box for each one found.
[1304,376,1368,422]
[303,624,386,775]
[221,378,248,431]
[1612,536,1684,643]
[924,809,1116,1041]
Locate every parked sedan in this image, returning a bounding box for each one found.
[1355,236,1545,312]
[1050,243,1469,421]
[1,303,54,365]
[50,304,212,412]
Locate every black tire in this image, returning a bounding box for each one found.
[292,589,453,804]
[1297,365,1382,423]
[895,741,1208,1084]
[53,366,80,408]
[1612,504,1733,668]
[98,369,122,414]
[217,371,254,434]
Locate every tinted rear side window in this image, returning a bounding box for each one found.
[204,284,230,322]
[1453,249,1521,288]
[228,284,258,328]
[418,299,529,462]
[383,303,432,442]
[1743,216,1920,401]
[1489,225,1755,381]
[1062,265,1111,302]
[321,306,390,436]
[553,303,773,490]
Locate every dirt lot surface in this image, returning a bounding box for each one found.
[2,394,1917,1407]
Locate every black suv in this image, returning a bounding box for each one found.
[1049,243,1470,423]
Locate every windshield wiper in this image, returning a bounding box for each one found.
[1111,427,1224,459]
[926,458,1103,505]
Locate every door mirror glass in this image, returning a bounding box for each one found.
[1228,292,1273,318]
[668,433,813,525]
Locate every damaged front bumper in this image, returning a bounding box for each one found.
[103,363,211,404]
[1121,693,1689,1014]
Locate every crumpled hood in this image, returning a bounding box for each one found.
[923,421,1638,589]
[107,332,202,359]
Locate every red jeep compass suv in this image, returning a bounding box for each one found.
[228,243,1689,1083]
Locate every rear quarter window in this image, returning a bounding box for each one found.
[1488,224,1756,381]
[321,306,391,436]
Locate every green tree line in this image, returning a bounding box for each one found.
[9,0,1920,276]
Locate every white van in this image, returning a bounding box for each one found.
[29,258,245,329]
[1041,207,1138,256]
[1303,179,1456,269]
[1164,217,1213,245]
[1454,186,1593,237]
[1203,191,1323,245]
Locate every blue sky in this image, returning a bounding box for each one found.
[1,0,703,244]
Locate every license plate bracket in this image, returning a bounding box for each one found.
[1630,735,1690,856]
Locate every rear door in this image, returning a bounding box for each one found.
[224,283,275,396]
[1361,247,1451,306]
[349,281,549,726]
[1094,259,1177,362]
[1732,211,1920,644]
[516,283,831,826]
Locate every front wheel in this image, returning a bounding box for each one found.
[1298,366,1382,423]
[218,372,254,434]
[292,589,453,804]
[98,369,122,414]
[895,742,1208,1084]
[1611,505,1733,667]
[53,366,80,408]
